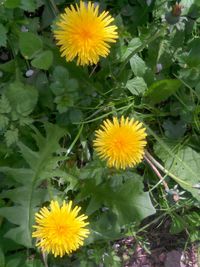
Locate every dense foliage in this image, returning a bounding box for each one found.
[0,0,200,266]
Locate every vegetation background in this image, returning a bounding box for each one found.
[0,0,200,266]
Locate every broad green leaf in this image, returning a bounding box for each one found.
[0,123,66,247]
[5,81,38,116]
[130,54,147,76]
[0,60,15,73]
[19,32,42,59]
[20,0,37,12]
[163,119,187,139]
[6,257,24,267]
[126,77,147,95]
[0,24,7,47]
[0,207,31,247]
[4,0,20,8]
[0,167,33,185]
[31,50,53,70]
[79,174,155,225]
[0,247,5,267]
[121,38,142,61]
[50,66,78,96]
[144,79,181,105]
[22,259,44,267]
[1,187,48,207]
[156,146,200,201]
[186,38,200,67]
[18,142,39,171]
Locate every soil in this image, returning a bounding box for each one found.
[114,218,199,267]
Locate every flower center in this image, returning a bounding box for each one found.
[113,135,127,151]
[56,225,67,236]
[80,28,93,40]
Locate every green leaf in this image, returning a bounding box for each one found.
[5,81,38,116]
[0,167,34,185]
[31,50,53,70]
[163,119,187,139]
[0,115,9,131]
[19,32,42,59]
[144,79,181,105]
[4,129,18,147]
[79,173,156,225]
[0,95,11,114]
[6,257,24,267]
[0,24,7,47]
[0,247,5,267]
[0,123,66,247]
[0,60,15,73]
[50,66,78,95]
[126,77,147,95]
[170,215,185,234]
[121,38,142,61]
[156,146,200,201]
[22,259,44,267]
[20,0,38,12]
[0,206,31,247]
[130,54,147,76]
[4,0,20,8]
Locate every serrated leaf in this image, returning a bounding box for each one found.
[79,174,155,225]
[144,79,181,105]
[126,77,147,95]
[19,32,42,59]
[19,117,33,126]
[0,95,11,114]
[130,54,147,76]
[0,115,9,131]
[156,146,200,201]
[4,129,18,147]
[0,24,7,47]
[0,167,34,185]
[31,50,53,70]
[0,206,32,247]
[0,123,66,247]
[5,81,38,116]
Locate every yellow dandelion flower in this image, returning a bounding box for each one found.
[93,116,147,169]
[53,1,118,66]
[32,200,90,257]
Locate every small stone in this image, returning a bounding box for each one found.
[26,69,34,77]
[156,63,163,73]
[21,25,29,32]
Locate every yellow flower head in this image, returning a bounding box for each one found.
[93,116,147,169]
[53,1,118,66]
[32,200,90,257]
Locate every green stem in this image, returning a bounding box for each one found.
[144,154,169,192]
[145,150,191,187]
[66,124,83,157]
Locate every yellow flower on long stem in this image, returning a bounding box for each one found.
[53,1,118,66]
[32,200,90,257]
[94,116,147,169]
